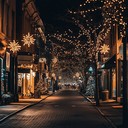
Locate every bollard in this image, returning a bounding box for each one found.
[101,90,109,101]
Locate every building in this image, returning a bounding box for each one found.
[0,0,47,103]
[0,0,17,102]
[100,25,123,102]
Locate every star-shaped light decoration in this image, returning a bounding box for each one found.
[8,40,21,53]
[100,44,110,54]
[22,32,35,47]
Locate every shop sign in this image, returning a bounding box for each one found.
[17,55,34,64]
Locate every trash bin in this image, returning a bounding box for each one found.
[101,90,109,101]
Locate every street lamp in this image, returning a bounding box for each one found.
[52,73,56,78]
[58,76,62,89]
[58,76,62,80]
[52,57,58,64]
[51,73,56,92]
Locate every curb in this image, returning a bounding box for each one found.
[80,92,117,128]
[0,93,53,123]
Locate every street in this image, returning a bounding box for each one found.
[0,90,113,128]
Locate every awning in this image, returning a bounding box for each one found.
[18,68,30,73]
[103,55,116,69]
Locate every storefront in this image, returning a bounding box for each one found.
[17,54,36,98]
[101,55,116,99]
[18,68,35,98]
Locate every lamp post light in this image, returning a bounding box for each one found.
[58,76,62,80]
[51,73,56,92]
[58,76,62,89]
[51,73,56,78]
[75,72,80,86]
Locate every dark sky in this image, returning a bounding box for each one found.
[35,0,103,35]
[35,0,83,32]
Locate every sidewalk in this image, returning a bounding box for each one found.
[0,92,53,123]
[85,96,123,128]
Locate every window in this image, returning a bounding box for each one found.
[11,11,15,39]
[6,4,9,36]
[1,0,5,32]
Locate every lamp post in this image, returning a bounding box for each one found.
[75,72,80,86]
[51,73,56,92]
[122,36,128,128]
[122,1,128,127]
[58,76,62,89]
[13,53,18,102]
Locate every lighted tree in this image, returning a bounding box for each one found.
[45,0,127,91]
[85,76,95,97]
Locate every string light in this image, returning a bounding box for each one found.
[46,0,127,78]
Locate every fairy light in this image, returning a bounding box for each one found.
[46,0,127,76]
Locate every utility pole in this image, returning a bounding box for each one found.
[14,55,19,102]
[94,31,100,106]
[122,36,128,128]
[95,59,100,106]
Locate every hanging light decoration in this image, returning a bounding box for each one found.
[8,40,21,53]
[22,32,35,47]
[100,44,110,54]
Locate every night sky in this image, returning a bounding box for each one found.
[34,0,103,48]
[35,0,103,34]
[34,0,104,78]
[35,0,84,32]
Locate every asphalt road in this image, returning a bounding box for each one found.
[0,90,113,128]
